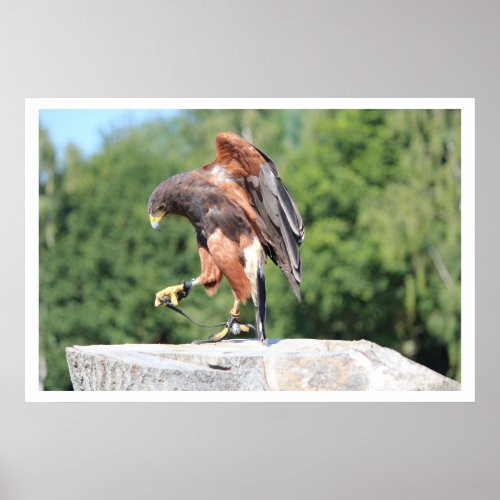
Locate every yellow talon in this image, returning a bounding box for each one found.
[155,284,184,307]
[208,327,230,342]
[239,324,250,333]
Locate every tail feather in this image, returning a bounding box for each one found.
[256,264,266,341]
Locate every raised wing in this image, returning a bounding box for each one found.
[206,132,304,301]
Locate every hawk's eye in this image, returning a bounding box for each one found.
[158,203,166,212]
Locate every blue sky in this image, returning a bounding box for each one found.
[39,109,178,158]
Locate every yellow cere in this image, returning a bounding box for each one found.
[149,212,165,224]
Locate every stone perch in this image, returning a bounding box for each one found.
[65,339,460,391]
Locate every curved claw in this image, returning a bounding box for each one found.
[239,324,251,333]
[155,283,185,307]
[208,327,230,343]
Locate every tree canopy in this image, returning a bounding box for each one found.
[39,109,461,390]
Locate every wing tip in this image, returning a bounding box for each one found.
[293,284,302,303]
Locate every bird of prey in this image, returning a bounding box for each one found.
[147,132,304,343]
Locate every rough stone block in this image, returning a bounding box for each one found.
[66,339,460,391]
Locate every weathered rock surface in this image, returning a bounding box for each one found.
[65,339,460,391]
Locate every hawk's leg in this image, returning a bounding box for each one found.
[205,316,252,343]
[206,299,243,342]
[155,280,194,307]
[192,300,251,344]
[195,299,238,343]
[230,299,240,318]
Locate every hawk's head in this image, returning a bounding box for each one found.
[147,183,169,231]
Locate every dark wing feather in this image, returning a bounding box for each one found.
[208,132,304,301]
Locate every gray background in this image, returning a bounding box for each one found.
[1,1,497,499]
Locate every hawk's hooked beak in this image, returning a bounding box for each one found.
[149,212,165,231]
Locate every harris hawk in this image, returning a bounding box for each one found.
[147,132,304,343]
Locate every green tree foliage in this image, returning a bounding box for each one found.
[39,109,461,389]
